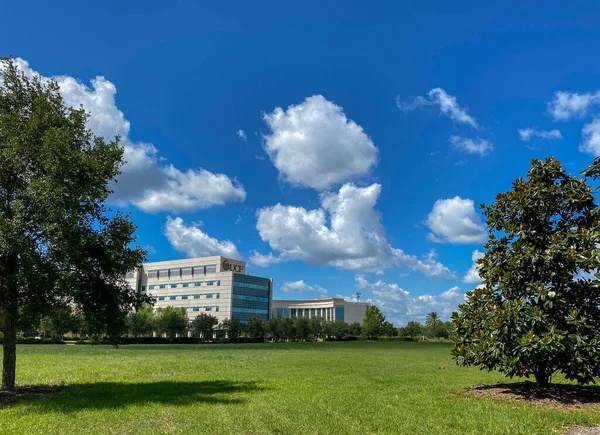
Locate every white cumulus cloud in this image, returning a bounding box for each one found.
[164,217,241,259]
[449,136,493,156]
[237,129,247,141]
[397,88,479,129]
[580,118,600,156]
[281,280,328,297]
[547,91,600,121]
[251,182,455,278]
[262,95,378,190]
[463,250,484,284]
[3,58,246,213]
[426,197,487,244]
[518,128,562,142]
[355,276,465,325]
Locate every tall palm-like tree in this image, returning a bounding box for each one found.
[425,312,442,338]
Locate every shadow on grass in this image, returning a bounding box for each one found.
[0,380,264,412]
[468,382,600,407]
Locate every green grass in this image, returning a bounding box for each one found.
[0,342,599,434]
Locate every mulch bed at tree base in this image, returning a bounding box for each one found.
[465,382,600,409]
[0,385,65,405]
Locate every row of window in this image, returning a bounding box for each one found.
[232,294,269,303]
[232,307,269,315]
[189,306,220,312]
[147,264,217,280]
[232,281,269,291]
[156,293,220,301]
[147,280,220,290]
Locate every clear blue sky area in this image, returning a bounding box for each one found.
[3,1,600,324]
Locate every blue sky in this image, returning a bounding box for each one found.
[3,1,600,324]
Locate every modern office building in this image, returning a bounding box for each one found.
[125,255,370,325]
[271,298,370,324]
[125,256,272,324]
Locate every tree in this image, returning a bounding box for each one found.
[347,322,362,337]
[294,317,311,341]
[425,312,443,338]
[157,307,188,338]
[362,306,386,340]
[453,157,600,387]
[0,59,148,391]
[382,321,396,337]
[440,321,455,339]
[331,320,348,340]
[126,305,156,339]
[191,313,218,341]
[246,317,266,340]
[221,318,241,342]
[403,321,423,339]
[280,317,295,341]
[39,306,79,340]
[309,317,325,340]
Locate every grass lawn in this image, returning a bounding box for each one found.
[0,341,599,434]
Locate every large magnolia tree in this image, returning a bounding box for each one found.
[0,58,148,391]
[452,157,600,387]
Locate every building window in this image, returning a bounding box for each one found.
[217,280,221,286]
[193,307,200,312]
[148,285,155,290]
[206,294,213,299]
[194,282,201,287]
[311,308,316,317]
[232,294,268,303]
[207,281,214,286]
[159,285,166,289]
[170,284,177,289]
[216,293,220,299]
[215,306,219,312]
[206,307,212,311]
[169,268,181,278]
[169,296,176,301]
[193,266,205,276]
[284,308,289,317]
[291,309,296,318]
[158,296,165,301]
[194,295,200,299]
[141,285,146,292]
[148,270,158,279]
[232,307,268,315]
[276,308,283,317]
[181,267,192,277]
[335,306,345,322]
[158,269,169,279]
[206,264,217,273]
[182,295,188,300]
[182,283,189,288]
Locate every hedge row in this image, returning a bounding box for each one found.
[0,337,65,345]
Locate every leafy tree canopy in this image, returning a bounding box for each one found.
[362,306,386,340]
[453,157,600,387]
[0,57,147,391]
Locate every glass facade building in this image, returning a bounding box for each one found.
[231,273,272,323]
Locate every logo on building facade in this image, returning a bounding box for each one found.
[222,260,244,273]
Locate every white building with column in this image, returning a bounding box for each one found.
[271,298,370,324]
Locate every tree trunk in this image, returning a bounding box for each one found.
[2,305,17,392]
[534,365,550,388]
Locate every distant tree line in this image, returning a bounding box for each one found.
[17,305,454,343]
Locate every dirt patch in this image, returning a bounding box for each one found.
[563,427,600,435]
[465,382,600,409]
[0,385,65,405]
